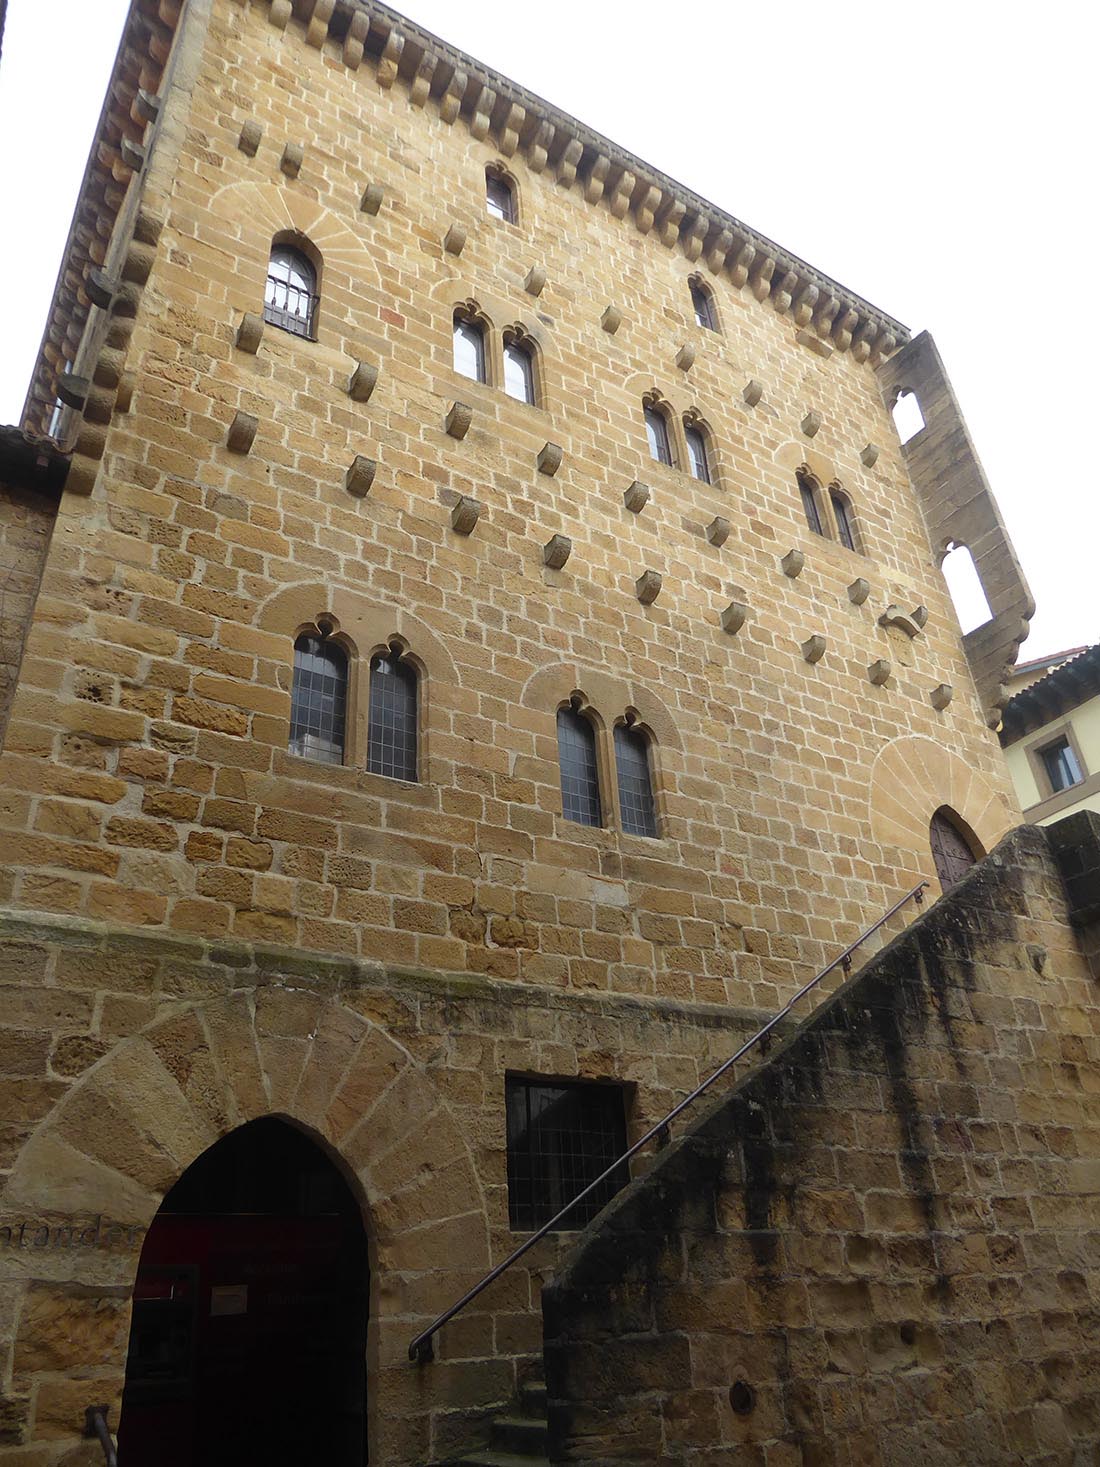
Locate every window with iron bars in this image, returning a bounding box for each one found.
[506,1077,629,1230]
[264,245,318,339]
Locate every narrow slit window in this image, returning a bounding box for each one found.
[506,1077,629,1230]
[264,245,317,339]
[453,315,487,383]
[644,406,673,467]
[830,490,856,551]
[289,634,347,765]
[615,724,657,838]
[684,423,711,483]
[798,472,825,537]
[557,707,602,826]
[486,171,517,224]
[367,653,418,782]
[503,339,536,404]
[689,278,718,331]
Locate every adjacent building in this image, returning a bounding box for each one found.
[1001,644,1100,824]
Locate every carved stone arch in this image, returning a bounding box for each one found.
[202,180,384,322]
[868,734,1015,888]
[257,582,457,779]
[521,661,682,753]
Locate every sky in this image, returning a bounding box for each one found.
[0,0,1095,659]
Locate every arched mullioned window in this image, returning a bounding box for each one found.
[557,705,602,827]
[689,276,718,332]
[830,486,858,552]
[289,633,347,764]
[367,648,418,782]
[644,402,674,467]
[684,419,712,484]
[503,333,537,405]
[797,469,825,537]
[485,168,518,224]
[265,243,318,339]
[453,310,487,383]
[614,721,657,838]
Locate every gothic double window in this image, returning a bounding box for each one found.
[797,469,861,553]
[556,704,658,838]
[289,633,419,781]
[454,310,538,405]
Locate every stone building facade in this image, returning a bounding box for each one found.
[0,1,1057,1464]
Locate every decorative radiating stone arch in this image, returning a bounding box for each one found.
[868,734,1015,888]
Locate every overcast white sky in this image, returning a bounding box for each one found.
[1,0,1095,659]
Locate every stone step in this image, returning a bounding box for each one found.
[491,1413,548,1454]
[518,1378,546,1414]
[453,1454,550,1467]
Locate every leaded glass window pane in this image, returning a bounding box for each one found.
[506,1077,629,1231]
[504,341,535,403]
[831,491,856,551]
[453,317,486,382]
[367,655,418,781]
[645,406,672,466]
[685,425,711,483]
[264,246,317,339]
[615,724,657,838]
[557,707,601,826]
[799,476,824,536]
[289,635,346,765]
[486,173,516,224]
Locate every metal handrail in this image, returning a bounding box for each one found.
[84,1405,118,1467]
[409,880,929,1362]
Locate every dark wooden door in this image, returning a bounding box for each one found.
[930,810,977,890]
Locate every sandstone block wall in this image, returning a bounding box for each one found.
[543,822,1100,1464]
[0,0,1021,1014]
[0,479,58,747]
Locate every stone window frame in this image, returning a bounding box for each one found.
[287,615,360,767]
[1023,718,1089,804]
[688,273,720,333]
[264,231,322,341]
[828,482,861,554]
[453,301,490,384]
[795,464,866,556]
[554,690,666,840]
[363,634,425,786]
[682,409,717,486]
[501,322,540,407]
[611,710,661,840]
[485,162,520,226]
[449,296,548,409]
[642,390,678,470]
[556,694,607,828]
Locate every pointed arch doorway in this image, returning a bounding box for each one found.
[117,1118,368,1466]
[930,806,982,891]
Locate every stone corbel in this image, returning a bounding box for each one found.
[408,52,436,108]
[635,185,662,235]
[608,168,635,220]
[439,69,467,125]
[343,11,368,69]
[557,138,583,188]
[789,283,817,328]
[280,142,304,178]
[802,635,826,664]
[526,121,555,173]
[56,373,90,411]
[657,197,686,248]
[470,82,496,140]
[636,570,662,605]
[847,578,870,605]
[601,305,622,334]
[360,183,384,215]
[706,517,730,547]
[585,154,610,205]
[721,601,749,635]
[706,228,733,275]
[238,120,262,157]
[345,455,376,497]
[750,256,776,303]
[134,89,161,124]
[801,411,822,439]
[742,380,763,408]
[682,213,708,263]
[771,269,798,315]
[305,0,335,48]
[445,402,472,439]
[451,496,482,534]
[537,443,563,476]
[868,659,892,686]
[269,0,291,28]
[347,361,378,402]
[728,240,755,289]
[878,605,925,638]
[227,411,258,454]
[833,307,859,353]
[814,296,841,341]
[871,331,898,366]
[443,225,466,256]
[376,30,405,90]
[851,319,879,364]
[119,139,146,173]
[930,684,954,710]
[544,534,572,569]
[796,330,834,359]
[497,102,526,157]
[782,549,805,578]
[524,265,547,297]
[675,344,695,372]
[860,444,879,468]
[623,481,650,513]
[235,313,264,354]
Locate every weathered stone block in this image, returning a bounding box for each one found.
[445,402,472,439]
[226,411,257,454]
[345,455,376,497]
[537,442,563,476]
[543,534,572,569]
[235,313,264,354]
[623,481,649,514]
[450,496,482,535]
[347,360,378,401]
[705,516,730,547]
[635,570,662,605]
[280,141,304,177]
[238,119,263,156]
[781,549,804,578]
[801,634,826,663]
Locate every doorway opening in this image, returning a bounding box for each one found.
[929,806,983,891]
[118,1117,368,1466]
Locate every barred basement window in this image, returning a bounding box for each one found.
[264,244,317,339]
[557,706,601,826]
[289,634,347,765]
[797,470,825,537]
[367,651,418,781]
[614,723,657,838]
[644,404,673,466]
[506,1076,629,1230]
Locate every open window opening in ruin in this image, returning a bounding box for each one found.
[118,1118,368,1467]
[891,390,925,445]
[940,541,993,634]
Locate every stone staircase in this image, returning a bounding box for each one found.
[451,1376,549,1466]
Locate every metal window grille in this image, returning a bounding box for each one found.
[831,491,856,551]
[614,724,657,838]
[690,279,717,331]
[486,173,517,224]
[685,424,711,483]
[289,635,347,765]
[799,475,825,536]
[503,340,535,403]
[506,1077,629,1230]
[367,654,418,781]
[264,247,317,339]
[1041,738,1083,793]
[557,707,602,826]
[644,406,673,466]
[453,317,487,382]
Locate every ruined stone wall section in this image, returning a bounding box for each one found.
[877,331,1035,729]
[543,823,1100,1464]
[0,481,58,750]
